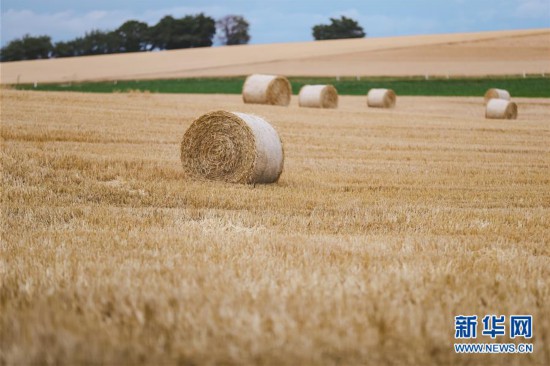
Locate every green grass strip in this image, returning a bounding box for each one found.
[14,76,550,98]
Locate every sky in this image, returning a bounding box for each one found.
[1,0,549,47]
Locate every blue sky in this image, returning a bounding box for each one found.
[1,0,549,46]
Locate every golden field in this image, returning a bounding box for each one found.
[1,89,549,365]
[1,28,549,84]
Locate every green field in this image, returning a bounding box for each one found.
[14,76,550,97]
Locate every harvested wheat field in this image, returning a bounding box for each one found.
[1,89,550,365]
[2,28,549,84]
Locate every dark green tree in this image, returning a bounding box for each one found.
[77,30,120,55]
[312,16,366,40]
[217,15,250,45]
[21,35,53,59]
[185,13,216,48]
[51,41,76,58]
[150,13,216,50]
[52,38,95,58]
[2,13,218,61]
[0,34,52,61]
[114,20,150,52]
[150,15,176,50]
[0,39,25,61]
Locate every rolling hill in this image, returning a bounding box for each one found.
[1,28,549,84]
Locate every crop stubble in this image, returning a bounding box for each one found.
[1,90,549,365]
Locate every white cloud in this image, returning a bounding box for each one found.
[1,9,130,43]
[515,0,550,18]
[2,9,118,42]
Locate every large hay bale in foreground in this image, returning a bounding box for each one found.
[180,111,284,184]
[242,74,292,106]
[298,84,338,109]
[485,99,518,120]
[367,88,396,108]
[484,88,511,104]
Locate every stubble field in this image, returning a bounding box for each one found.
[2,29,549,84]
[1,90,549,365]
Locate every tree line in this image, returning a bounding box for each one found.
[0,15,364,62]
[0,14,250,62]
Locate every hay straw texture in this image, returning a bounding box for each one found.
[298,84,338,109]
[180,111,284,184]
[485,99,518,119]
[4,90,550,366]
[242,74,292,106]
[367,88,397,108]
[484,88,511,104]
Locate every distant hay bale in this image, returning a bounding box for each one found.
[367,88,396,108]
[298,84,338,109]
[485,99,518,120]
[484,88,511,104]
[242,74,292,106]
[180,111,284,184]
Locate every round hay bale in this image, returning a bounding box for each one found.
[485,99,518,120]
[367,88,396,108]
[242,74,292,106]
[298,84,338,109]
[180,111,284,184]
[484,88,511,104]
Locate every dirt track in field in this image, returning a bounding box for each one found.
[1,28,549,84]
[2,90,549,364]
